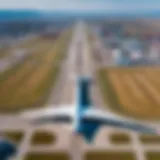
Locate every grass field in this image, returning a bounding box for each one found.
[0,29,72,113]
[31,130,56,145]
[25,152,70,160]
[2,130,24,145]
[109,132,131,144]
[147,152,160,160]
[23,151,160,160]
[97,67,160,120]
[140,135,160,144]
[0,36,40,59]
[85,152,136,160]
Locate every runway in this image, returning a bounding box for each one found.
[1,21,160,160]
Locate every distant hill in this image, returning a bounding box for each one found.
[0,10,43,21]
[0,10,84,22]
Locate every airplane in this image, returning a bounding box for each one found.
[20,76,160,143]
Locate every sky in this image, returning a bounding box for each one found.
[0,0,160,13]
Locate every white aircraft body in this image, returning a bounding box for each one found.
[21,76,160,143]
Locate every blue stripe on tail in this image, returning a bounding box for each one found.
[78,77,92,110]
[76,77,95,139]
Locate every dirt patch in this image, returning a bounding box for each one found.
[31,130,57,145]
[25,152,69,160]
[85,151,136,160]
[110,132,131,144]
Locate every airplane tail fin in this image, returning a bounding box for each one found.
[77,76,93,109]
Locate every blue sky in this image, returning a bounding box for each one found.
[0,0,160,13]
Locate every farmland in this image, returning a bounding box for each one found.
[97,67,160,120]
[0,29,72,113]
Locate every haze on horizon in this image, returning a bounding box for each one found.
[0,0,160,14]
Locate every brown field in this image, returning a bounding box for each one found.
[109,132,131,144]
[31,130,56,145]
[0,29,72,112]
[85,152,136,160]
[1,130,24,145]
[140,135,160,144]
[97,67,160,119]
[25,152,69,160]
[146,152,160,160]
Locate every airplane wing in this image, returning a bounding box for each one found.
[82,108,159,135]
[20,105,74,124]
